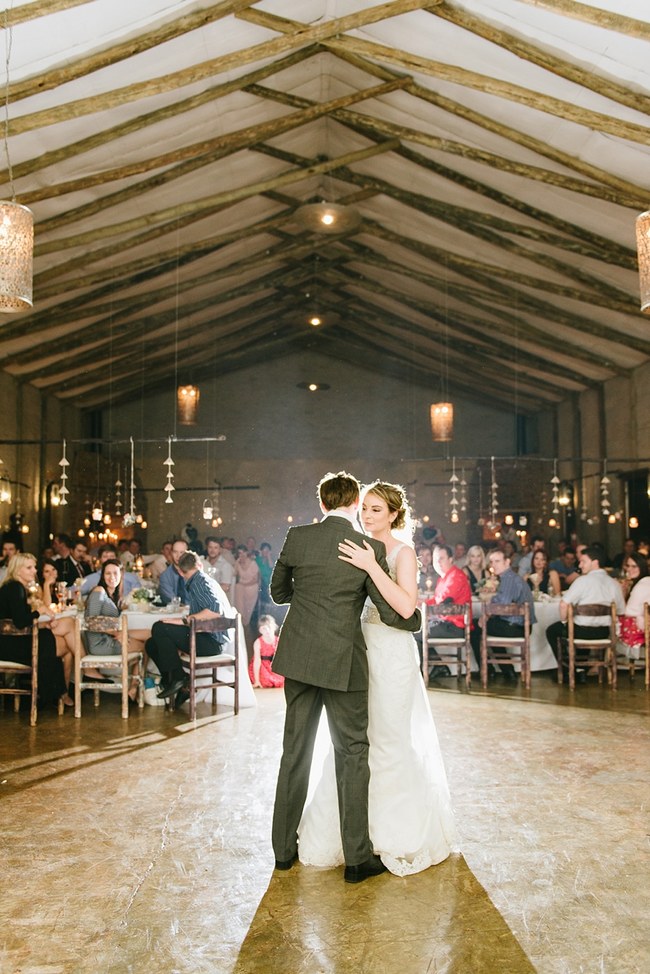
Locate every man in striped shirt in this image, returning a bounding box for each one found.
[147,550,228,703]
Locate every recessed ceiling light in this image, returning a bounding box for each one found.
[296,382,330,392]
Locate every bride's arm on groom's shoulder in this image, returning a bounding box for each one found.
[338,539,417,619]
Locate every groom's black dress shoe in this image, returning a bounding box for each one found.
[274,852,299,871]
[344,855,387,884]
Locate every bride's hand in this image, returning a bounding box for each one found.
[338,539,377,571]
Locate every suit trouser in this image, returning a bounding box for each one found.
[272,677,371,867]
[546,621,610,666]
[146,621,222,681]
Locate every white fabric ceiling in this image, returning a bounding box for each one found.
[1,0,649,414]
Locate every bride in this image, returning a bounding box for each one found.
[298,481,458,876]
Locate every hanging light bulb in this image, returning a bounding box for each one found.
[177,385,200,425]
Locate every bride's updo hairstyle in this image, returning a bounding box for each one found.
[363,481,414,537]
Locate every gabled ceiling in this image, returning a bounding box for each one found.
[1,0,649,416]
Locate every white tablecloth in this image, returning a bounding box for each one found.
[471,598,560,671]
[124,607,256,709]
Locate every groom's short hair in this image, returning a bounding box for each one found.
[318,471,360,511]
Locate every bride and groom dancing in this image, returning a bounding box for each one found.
[271,471,457,883]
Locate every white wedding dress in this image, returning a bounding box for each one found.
[298,544,459,876]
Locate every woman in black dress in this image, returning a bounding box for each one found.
[0,553,68,707]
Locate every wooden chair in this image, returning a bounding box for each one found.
[176,614,240,721]
[480,601,531,689]
[74,615,144,719]
[616,603,650,688]
[420,602,472,689]
[558,602,617,692]
[0,619,42,726]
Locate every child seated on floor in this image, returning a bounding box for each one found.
[248,614,284,688]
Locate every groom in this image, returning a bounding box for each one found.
[270,471,421,883]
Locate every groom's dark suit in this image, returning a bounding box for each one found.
[271,513,421,867]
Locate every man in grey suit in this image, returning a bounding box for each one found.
[271,471,421,883]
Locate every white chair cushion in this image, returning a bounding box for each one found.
[0,660,31,671]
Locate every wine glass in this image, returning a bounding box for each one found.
[56,581,68,611]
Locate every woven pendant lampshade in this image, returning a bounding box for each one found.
[430,402,454,442]
[636,210,650,315]
[0,201,33,311]
[177,384,200,425]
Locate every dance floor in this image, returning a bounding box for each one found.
[1,674,648,974]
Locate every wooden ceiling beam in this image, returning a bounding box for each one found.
[338,241,624,379]
[335,281,601,390]
[249,82,638,263]
[330,45,650,201]
[10,1,261,102]
[428,2,650,117]
[514,0,650,39]
[34,140,398,257]
[8,0,433,134]
[324,35,650,146]
[29,78,407,230]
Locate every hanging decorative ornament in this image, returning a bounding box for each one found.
[449,457,459,523]
[58,439,69,507]
[600,460,610,518]
[476,467,485,526]
[460,469,467,514]
[123,437,137,526]
[114,466,123,514]
[202,498,213,521]
[163,437,175,504]
[550,460,560,515]
[489,456,499,528]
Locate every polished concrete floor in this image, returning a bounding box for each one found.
[1,674,649,974]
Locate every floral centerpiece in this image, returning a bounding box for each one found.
[477,574,499,602]
[126,586,160,610]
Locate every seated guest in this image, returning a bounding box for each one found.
[452,542,467,569]
[52,533,79,587]
[425,544,472,679]
[613,538,637,573]
[463,545,487,594]
[71,540,93,578]
[502,539,520,572]
[549,547,579,589]
[415,543,438,592]
[545,545,625,682]
[202,536,235,599]
[0,553,69,707]
[517,535,545,577]
[146,550,228,703]
[471,548,535,681]
[147,541,173,582]
[158,539,189,605]
[39,558,61,609]
[84,560,150,699]
[526,549,561,597]
[0,538,18,584]
[81,543,142,596]
[618,553,650,652]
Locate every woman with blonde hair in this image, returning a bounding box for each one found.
[298,480,458,876]
[0,552,70,707]
[463,544,487,594]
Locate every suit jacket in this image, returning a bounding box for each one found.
[271,515,421,692]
